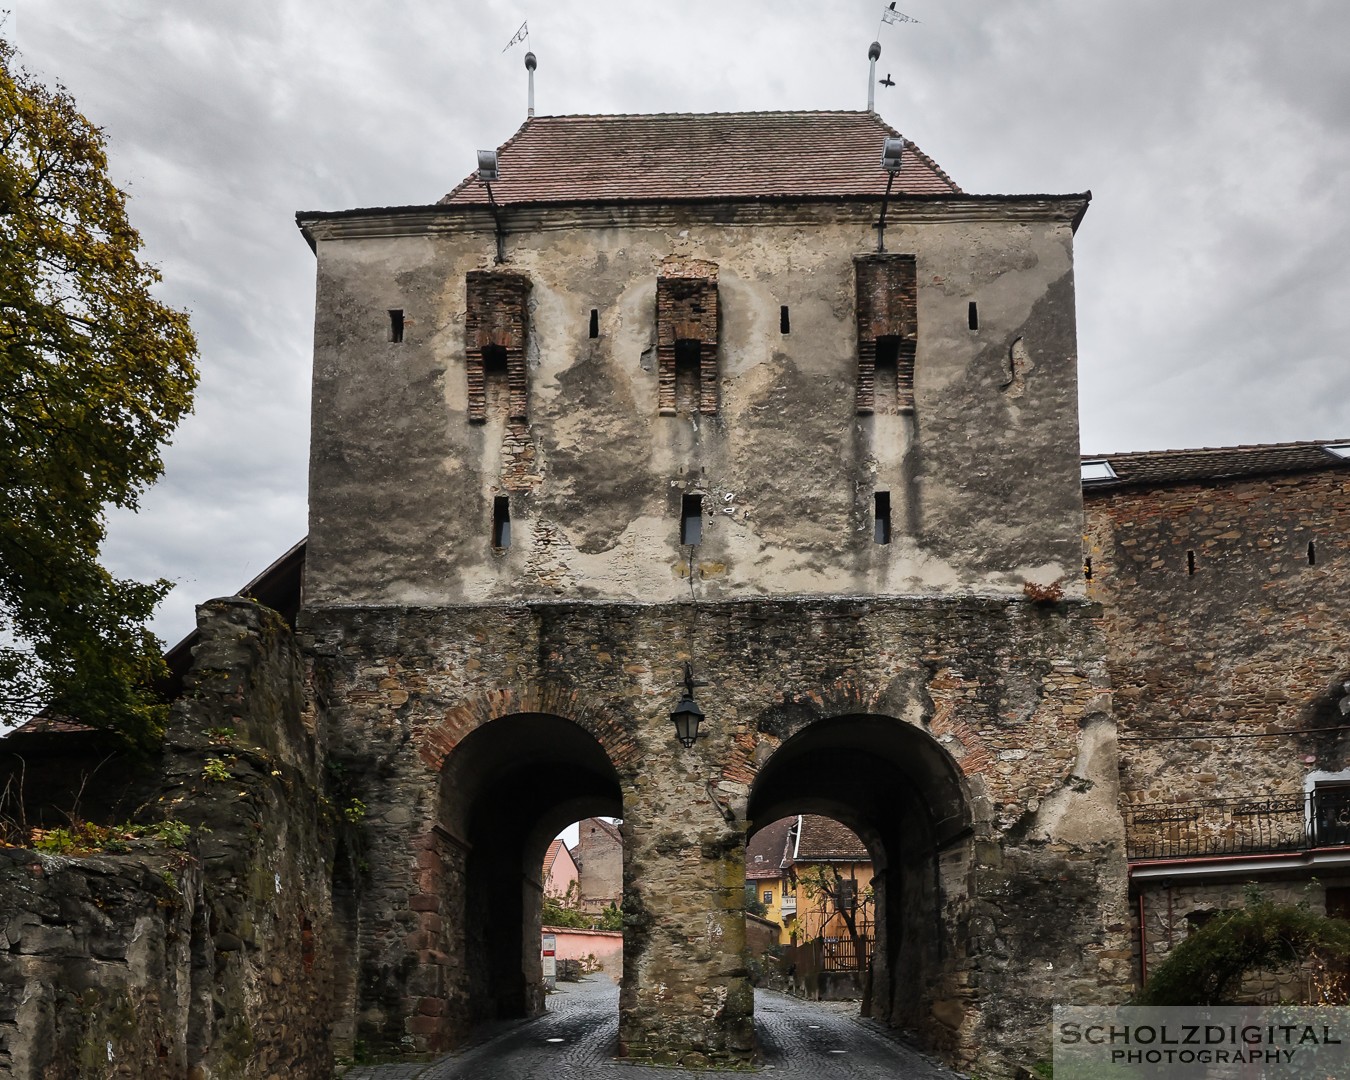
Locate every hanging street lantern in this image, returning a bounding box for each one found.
[670,662,706,749]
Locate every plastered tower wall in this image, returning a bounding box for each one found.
[299,172,1127,1075]
[303,200,1087,606]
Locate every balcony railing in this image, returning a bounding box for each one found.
[1125,786,1350,860]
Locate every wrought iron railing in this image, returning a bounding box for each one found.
[1125,786,1350,860]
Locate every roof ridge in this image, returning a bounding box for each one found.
[526,109,885,120]
[437,110,961,205]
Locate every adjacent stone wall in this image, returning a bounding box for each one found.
[1086,469,1350,806]
[0,599,338,1079]
[1138,877,1344,970]
[0,847,201,1079]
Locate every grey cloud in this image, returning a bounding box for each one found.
[10,0,1350,642]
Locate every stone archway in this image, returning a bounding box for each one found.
[436,712,623,1035]
[747,713,973,1048]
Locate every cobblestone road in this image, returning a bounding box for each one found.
[341,978,960,1079]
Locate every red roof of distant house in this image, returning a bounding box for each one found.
[747,817,796,880]
[543,839,564,877]
[4,715,96,736]
[440,111,960,207]
[792,815,871,862]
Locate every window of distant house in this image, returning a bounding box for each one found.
[763,891,773,906]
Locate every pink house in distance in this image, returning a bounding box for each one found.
[541,836,622,977]
[542,839,580,900]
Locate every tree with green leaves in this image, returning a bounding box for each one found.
[541,880,624,931]
[1138,892,1350,1006]
[1,38,198,747]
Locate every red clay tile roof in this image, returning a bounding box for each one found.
[543,839,563,877]
[747,817,795,880]
[440,111,959,207]
[1082,440,1350,491]
[4,715,97,736]
[792,815,871,863]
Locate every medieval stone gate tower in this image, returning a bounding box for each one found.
[296,111,1129,1074]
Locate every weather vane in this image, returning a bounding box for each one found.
[503,19,529,52]
[877,2,920,36]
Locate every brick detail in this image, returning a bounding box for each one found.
[656,258,719,415]
[465,270,531,421]
[416,685,640,774]
[854,255,917,414]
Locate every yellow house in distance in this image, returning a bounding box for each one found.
[746,815,874,952]
[785,816,875,962]
[746,817,795,938]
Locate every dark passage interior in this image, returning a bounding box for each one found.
[438,713,622,1029]
[747,714,971,1042]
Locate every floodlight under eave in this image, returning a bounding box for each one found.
[881,137,906,174]
[477,150,499,182]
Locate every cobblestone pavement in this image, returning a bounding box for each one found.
[341,978,960,1079]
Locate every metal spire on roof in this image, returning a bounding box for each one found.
[867,41,882,112]
[525,50,537,118]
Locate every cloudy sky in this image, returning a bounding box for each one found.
[8,0,1350,647]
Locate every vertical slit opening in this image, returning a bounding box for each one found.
[492,495,511,549]
[388,309,404,343]
[873,336,899,414]
[1308,540,1317,566]
[589,309,599,338]
[968,301,979,331]
[1186,550,1196,575]
[674,340,702,415]
[1084,556,1093,581]
[780,305,791,334]
[874,492,892,545]
[680,493,703,546]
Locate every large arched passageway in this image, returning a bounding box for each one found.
[747,713,973,1045]
[437,713,623,1031]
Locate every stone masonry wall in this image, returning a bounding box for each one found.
[1136,876,1350,982]
[1086,469,1350,808]
[0,599,338,1080]
[0,847,201,1079]
[305,594,1129,1078]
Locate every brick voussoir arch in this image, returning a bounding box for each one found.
[724,677,991,790]
[417,684,639,773]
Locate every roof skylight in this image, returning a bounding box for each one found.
[1323,444,1350,460]
[1080,460,1118,483]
